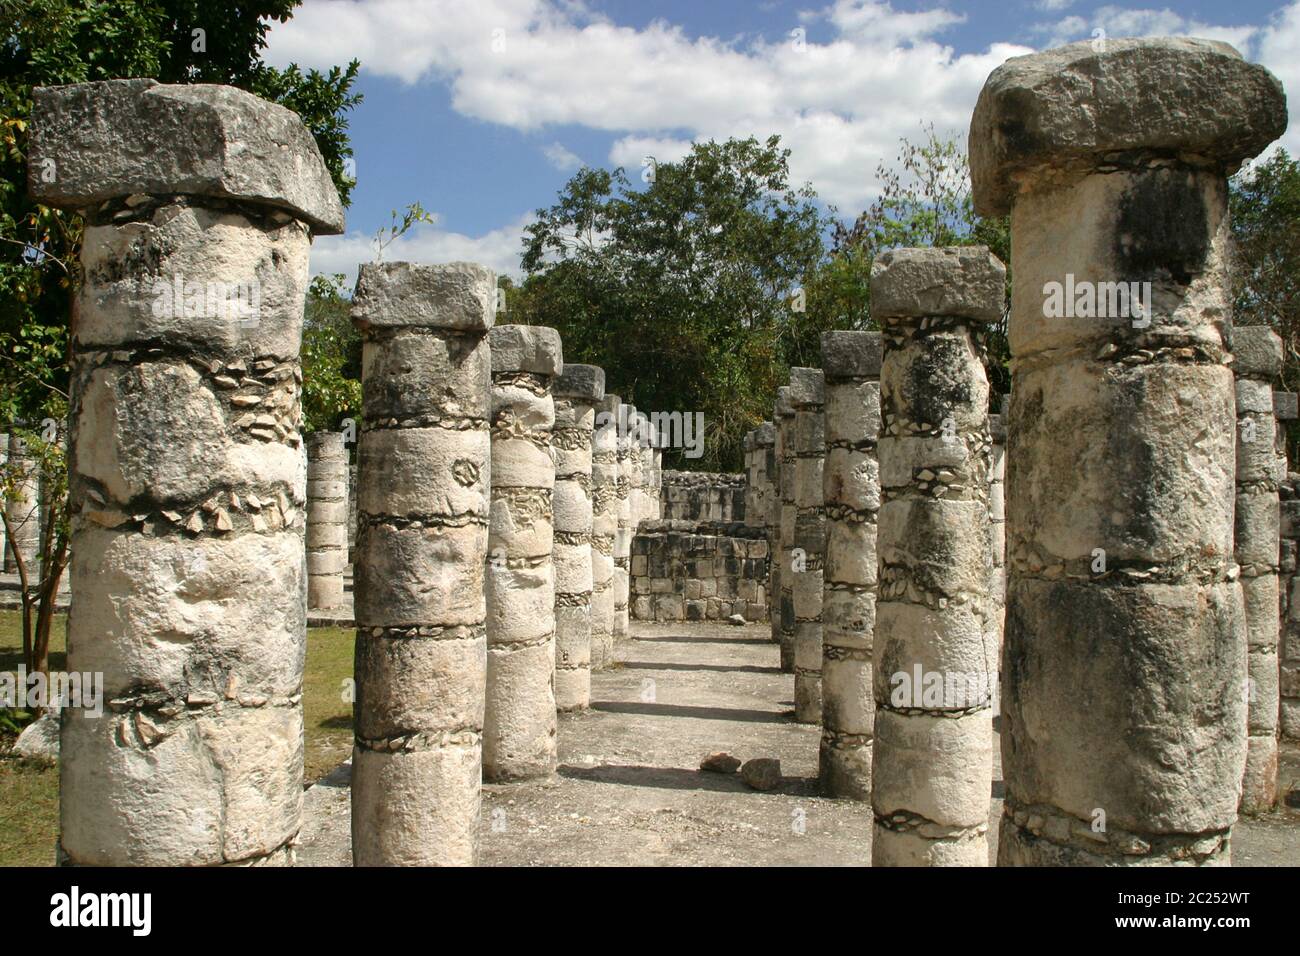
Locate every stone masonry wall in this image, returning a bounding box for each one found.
[630,520,768,623]
[659,470,746,523]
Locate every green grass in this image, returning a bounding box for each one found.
[0,611,354,866]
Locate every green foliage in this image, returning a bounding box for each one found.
[0,0,361,431]
[0,0,361,691]
[1230,147,1300,460]
[301,274,361,434]
[373,202,436,261]
[828,124,1011,395]
[515,136,831,470]
[1231,148,1300,363]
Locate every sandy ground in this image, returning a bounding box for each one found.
[297,620,1300,867]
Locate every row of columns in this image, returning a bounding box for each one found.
[30,36,1294,868]
[30,77,670,868]
[771,35,1285,868]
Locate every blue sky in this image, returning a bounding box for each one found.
[262,0,1300,281]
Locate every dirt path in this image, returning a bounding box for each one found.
[296,621,1300,866]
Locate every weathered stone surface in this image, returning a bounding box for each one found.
[554,363,605,400]
[78,203,309,356]
[359,327,492,423]
[1002,577,1244,834]
[871,248,996,867]
[590,392,620,670]
[14,711,59,764]
[870,246,1006,323]
[3,433,38,575]
[553,371,601,711]
[484,326,559,781]
[774,387,796,672]
[788,367,825,407]
[352,261,497,332]
[819,330,881,800]
[700,752,741,773]
[44,84,333,863]
[822,330,885,380]
[1236,327,1282,815]
[306,431,348,609]
[30,79,345,233]
[969,38,1287,217]
[740,757,782,791]
[1235,327,1283,379]
[354,523,487,629]
[354,628,485,741]
[63,703,303,866]
[1275,392,1298,421]
[351,742,480,867]
[489,324,563,376]
[972,37,1261,862]
[350,260,492,866]
[789,370,825,725]
[613,402,634,643]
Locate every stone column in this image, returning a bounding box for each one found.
[552,364,604,712]
[1279,394,1300,742]
[639,413,657,527]
[613,402,634,645]
[790,368,825,724]
[970,38,1285,865]
[819,331,882,800]
[743,429,757,525]
[3,432,39,576]
[1235,328,1282,814]
[350,261,493,866]
[591,393,620,670]
[36,427,67,583]
[627,409,647,531]
[31,78,344,865]
[870,247,1001,866]
[305,431,349,610]
[775,387,796,670]
[484,325,563,782]
[988,411,1007,652]
[754,422,777,625]
[650,446,663,520]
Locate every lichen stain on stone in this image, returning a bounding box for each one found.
[1115,170,1210,287]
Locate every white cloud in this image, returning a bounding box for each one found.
[270,0,1299,243]
[1035,0,1074,10]
[268,0,1031,212]
[1258,2,1300,154]
[307,213,535,286]
[1031,5,1258,51]
[543,141,583,170]
[607,135,693,171]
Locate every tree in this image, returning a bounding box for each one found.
[0,0,361,694]
[515,136,830,470]
[1231,148,1300,462]
[826,125,1011,394]
[301,274,361,435]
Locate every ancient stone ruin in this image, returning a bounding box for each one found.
[349,260,494,866]
[970,37,1287,865]
[13,34,1300,871]
[870,246,1002,866]
[484,324,562,783]
[30,77,343,865]
[552,364,605,712]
